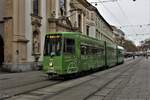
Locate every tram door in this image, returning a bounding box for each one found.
[0,35,4,66]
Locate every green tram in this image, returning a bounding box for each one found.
[43,32,124,77]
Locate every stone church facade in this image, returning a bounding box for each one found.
[0,0,47,72]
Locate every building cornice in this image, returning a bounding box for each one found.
[13,38,29,43]
[30,14,43,19]
[3,17,13,20]
[0,21,4,23]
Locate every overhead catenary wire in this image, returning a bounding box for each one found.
[90,0,149,44]
[118,24,150,28]
[126,33,150,36]
[115,1,150,45]
[91,0,118,4]
[94,0,139,34]
[96,0,123,26]
[115,1,137,34]
[94,0,138,33]
[96,0,140,41]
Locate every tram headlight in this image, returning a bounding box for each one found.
[49,62,53,67]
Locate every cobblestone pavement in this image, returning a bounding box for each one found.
[4,57,143,100]
[88,57,150,100]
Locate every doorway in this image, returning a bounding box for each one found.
[0,35,4,66]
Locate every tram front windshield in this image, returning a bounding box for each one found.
[44,35,62,56]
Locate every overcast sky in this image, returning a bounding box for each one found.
[87,0,150,46]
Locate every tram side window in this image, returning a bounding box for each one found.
[119,50,123,55]
[64,39,75,54]
[81,45,87,55]
[92,48,98,54]
[92,47,104,55]
[80,44,104,55]
[86,46,97,55]
[87,46,92,55]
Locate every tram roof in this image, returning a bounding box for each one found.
[46,32,119,47]
[46,32,80,35]
[117,46,124,50]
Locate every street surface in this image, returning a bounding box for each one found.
[0,57,149,100]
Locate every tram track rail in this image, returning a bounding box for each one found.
[0,75,47,90]
[84,58,143,100]
[38,58,142,100]
[0,74,62,100]
[0,80,62,100]
[102,59,145,100]
[2,58,141,100]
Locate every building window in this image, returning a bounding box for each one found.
[91,13,94,20]
[33,0,39,16]
[86,11,89,19]
[86,25,90,36]
[64,38,75,54]
[78,14,82,32]
[96,31,99,39]
[59,0,66,16]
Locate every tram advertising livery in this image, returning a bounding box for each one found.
[43,32,124,78]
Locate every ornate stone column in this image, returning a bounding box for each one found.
[31,14,42,69]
